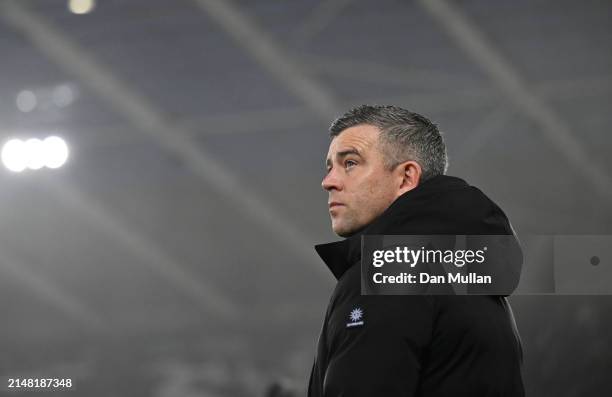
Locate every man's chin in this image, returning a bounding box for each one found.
[331,223,347,237]
[335,230,351,238]
[332,218,371,238]
[332,223,359,238]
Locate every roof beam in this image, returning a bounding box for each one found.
[418,0,612,200]
[192,0,342,120]
[0,0,332,310]
[295,52,468,88]
[0,249,104,328]
[291,0,355,45]
[42,178,240,320]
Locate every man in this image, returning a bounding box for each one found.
[308,105,524,396]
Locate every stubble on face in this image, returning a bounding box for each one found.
[324,125,399,237]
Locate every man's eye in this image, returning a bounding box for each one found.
[345,160,357,169]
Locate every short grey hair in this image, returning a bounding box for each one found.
[329,104,448,181]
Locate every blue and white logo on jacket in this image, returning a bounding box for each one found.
[346,307,364,328]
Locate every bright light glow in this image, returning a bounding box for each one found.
[52,84,75,107]
[43,136,69,169]
[24,139,45,170]
[1,136,70,172]
[68,0,96,14]
[1,139,27,172]
[16,90,37,112]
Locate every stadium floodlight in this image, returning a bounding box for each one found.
[24,138,45,170]
[1,139,28,172]
[43,136,69,169]
[1,136,70,172]
[68,0,96,15]
[16,90,37,113]
[52,84,76,108]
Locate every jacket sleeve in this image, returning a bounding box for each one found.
[322,296,434,397]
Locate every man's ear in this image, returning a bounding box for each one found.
[396,160,422,198]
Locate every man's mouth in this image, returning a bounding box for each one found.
[328,202,345,214]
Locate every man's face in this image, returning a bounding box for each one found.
[322,124,399,237]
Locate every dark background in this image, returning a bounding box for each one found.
[0,0,610,395]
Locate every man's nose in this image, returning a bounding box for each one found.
[322,170,342,191]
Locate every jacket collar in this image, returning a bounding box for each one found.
[314,175,469,280]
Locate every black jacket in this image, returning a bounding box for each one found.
[308,175,524,397]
